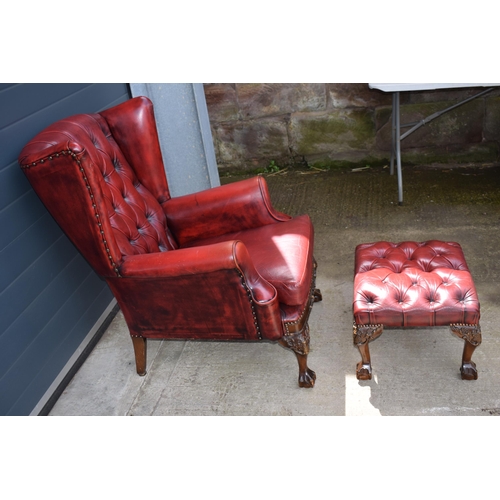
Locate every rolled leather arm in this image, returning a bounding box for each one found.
[119,240,276,303]
[163,176,290,246]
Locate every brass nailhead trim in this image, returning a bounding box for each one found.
[236,270,262,340]
[353,322,383,329]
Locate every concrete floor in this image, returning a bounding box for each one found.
[49,163,500,416]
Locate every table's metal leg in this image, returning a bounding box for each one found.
[395,91,403,205]
[390,92,396,175]
[385,86,494,206]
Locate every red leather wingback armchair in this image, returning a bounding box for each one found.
[18,97,321,387]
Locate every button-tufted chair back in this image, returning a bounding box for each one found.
[19,98,178,277]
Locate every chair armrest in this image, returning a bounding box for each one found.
[163,176,290,246]
[119,240,276,303]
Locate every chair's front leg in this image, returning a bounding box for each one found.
[131,336,147,376]
[279,323,316,388]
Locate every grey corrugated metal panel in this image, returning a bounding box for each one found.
[0,213,64,293]
[0,83,89,129]
[0,190,49,251]
[29,298,118,416]
[0,83,130,170]
[0,251,90,374]
[0,239,83,343]
[97,90,132,111]
[26,291,116,416]
[0,161,33,211]
[0,273,113,415]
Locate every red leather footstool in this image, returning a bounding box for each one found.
[353,240,481,380]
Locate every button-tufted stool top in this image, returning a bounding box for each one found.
[353,240,480,327]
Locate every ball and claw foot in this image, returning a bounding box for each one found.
[356,362,372,381]
[299,368,316,388]
[461,361,478,380]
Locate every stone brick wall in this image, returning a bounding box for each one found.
[204,83,500,173]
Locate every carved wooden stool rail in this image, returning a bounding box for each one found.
[352,240,481,380]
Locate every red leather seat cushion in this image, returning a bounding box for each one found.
[184,215,314,306]
[353,240,480,326]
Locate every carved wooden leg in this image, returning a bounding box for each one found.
[353,323,383,380]
[279,323,316,388]
[355,342,373,381]
[294,351,316,388]
[131,336,147,376]
[450,323,482,380]
[313,288,323,302]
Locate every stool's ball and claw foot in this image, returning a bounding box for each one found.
[353,323,383,381]
[450,324,482,380]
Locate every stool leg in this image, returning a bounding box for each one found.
[450,324,482,380]
[353,323,383,380]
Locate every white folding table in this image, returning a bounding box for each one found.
[369,83,500,204]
